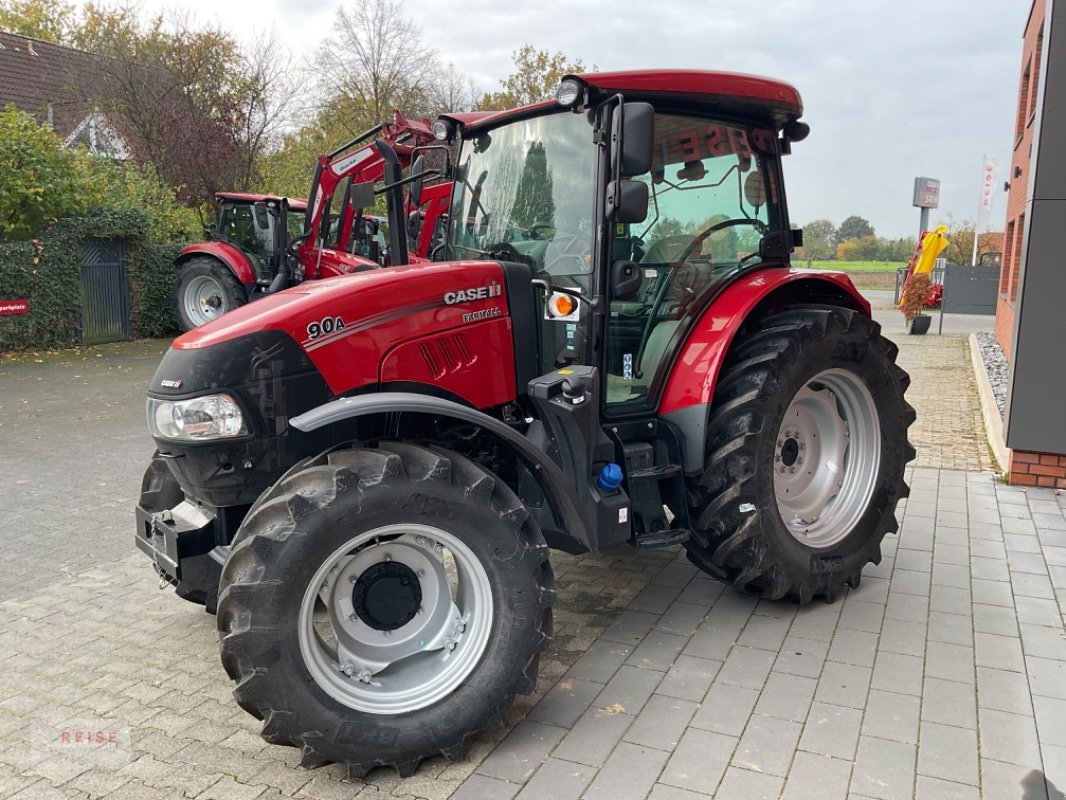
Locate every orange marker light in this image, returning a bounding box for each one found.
[552,294,575,317]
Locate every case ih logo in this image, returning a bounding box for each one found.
[443,282,502,305]
[0,299,29,316]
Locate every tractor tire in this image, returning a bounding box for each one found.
[216,442,555,777]
[685,305,915,604]
[174,257,247,331]
[139,454,221,614]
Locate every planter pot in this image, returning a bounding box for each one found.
[905,314,931,335]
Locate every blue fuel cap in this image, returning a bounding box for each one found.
[596,463,623,493]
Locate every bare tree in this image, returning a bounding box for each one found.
[317,0,443,126]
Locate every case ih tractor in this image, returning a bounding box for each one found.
[174,111,449,330]
[136,70,914,776]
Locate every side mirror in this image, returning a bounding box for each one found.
[610,260,643,300]
[409,155,425,206]
[606,180,649,224]
[349,181,376,211]
[407,209,422,243]
[616,102,654,177]
[790,228,804,248]
[253,202,270,230]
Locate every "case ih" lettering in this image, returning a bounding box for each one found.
[443,283,501,305]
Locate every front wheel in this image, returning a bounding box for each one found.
[216,442,554,776]
[174,257,247,330]
[685,305,915,603]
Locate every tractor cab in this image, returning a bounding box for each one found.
[213,193,307,286]
[438,72,806,417]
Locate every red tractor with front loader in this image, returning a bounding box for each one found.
[173,110,450,330]
[136,70,915,776]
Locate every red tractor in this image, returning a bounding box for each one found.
[137,70,914,776]
[173,111,449,330]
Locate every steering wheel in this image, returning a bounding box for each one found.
[630,219,767,380]
[527,221,555,240]
[674,218,769,265]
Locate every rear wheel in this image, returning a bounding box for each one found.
[174,257,247,330]
[216,442,554,776]
[685,305,915,603]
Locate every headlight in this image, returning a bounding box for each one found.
[555,78,582,108]
[147,394,248,441]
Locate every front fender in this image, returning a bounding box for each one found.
[290,391,590,551]
[176,242,257,285]
[660,268,869,472]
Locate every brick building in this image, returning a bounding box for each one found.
[995,0,1066,489]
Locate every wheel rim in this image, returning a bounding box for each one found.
[298,523,494,715]
[183,275,228,326]
[773,368,881,548]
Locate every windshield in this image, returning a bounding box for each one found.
[446,111,596,276]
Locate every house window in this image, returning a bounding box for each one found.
[1016,58,1031,142]
[1009,214,1025,302]
[1001,220,1015,295]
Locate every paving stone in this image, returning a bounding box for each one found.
[917,721,978,785]
[1027,655,1066,700]
[1019,623,1066,660]
[782,750,852,800]
[924,641,975,684]
[714,766,784,800]
[475,721,567,783]
[798,701,862,761]
[731,714,801,777]
[625,631,687,673]
[526,677,603,729]
[600,609,660,646]
[658,728,736,796]
[654,601,708,637]
[581,742,668,800]
[567,639,632,683]
[450,774,520,800]
[929,584,973,616]
[862,689,921,745]
[927,611,973,646]
[623,694,696,752]
[787,605,842,642]
[552,708,633,767]
[870,651,924,696]
[884,592,928,624]
[681,620,741,662]
[976,666,1035,715]
[594,665,663,715]
[689,682,759,737]
[971,557,1010,582]
[878,618,927,657]
[815,661,872,710]
[921,676,977,728]
[891,569,931,597]
[753,672,817,723]
[827,629,879,668]
[655,655,721,703]
[978,707,1042,766]
[775,636,831,678]
[973,603,1019,637]
[716,646,776,690]
[1034,696,1066,747]
[914,775,979,799]
[1015,596,1065,628]
[850,735,916,800]
[648,784,706,800]
[975,632,1026,673]
[837,600,885,633]
[736,614,792,652]
[513,757,595,800]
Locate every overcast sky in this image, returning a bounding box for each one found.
[76,0,1033,239]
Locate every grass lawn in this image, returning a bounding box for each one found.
[806,260,906,272]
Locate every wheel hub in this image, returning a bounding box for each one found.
[353,561,423,631]
[773,369,881,548]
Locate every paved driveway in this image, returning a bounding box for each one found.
[2,326,1065,800]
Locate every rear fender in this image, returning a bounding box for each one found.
[290,391,590,552]
[175,243,257,286]
[660,269,869,473]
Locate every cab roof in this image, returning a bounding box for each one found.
[216,192,308,211]
[439,70,804,134]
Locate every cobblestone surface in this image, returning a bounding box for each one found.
[1,323,1059,800]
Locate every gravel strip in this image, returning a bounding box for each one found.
[976,331,1008,418]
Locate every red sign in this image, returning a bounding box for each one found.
[0,299,29,316]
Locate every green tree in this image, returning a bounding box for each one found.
[798,218,835,265]
[0,0,73,42]
[835,215,875,243]
[510,142,555,230]
[477,46,588,110]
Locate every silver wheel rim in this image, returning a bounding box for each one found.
[183,275,228,326]
[774,368,881,548]
[298,523,493,715]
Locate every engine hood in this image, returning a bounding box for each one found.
[174,260,510,395]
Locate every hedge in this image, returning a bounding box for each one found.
[0,207,185,351]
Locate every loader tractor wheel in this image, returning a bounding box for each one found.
[139,454,221,614]
[216,442,555,777]
[174,257,247,331]
[685,305,915,604]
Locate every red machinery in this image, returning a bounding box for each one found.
[137,70,914,776]
[173,111,449,330]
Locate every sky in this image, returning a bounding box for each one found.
[72,0,1033,239]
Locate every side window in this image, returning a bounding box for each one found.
[605,115,782,415]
